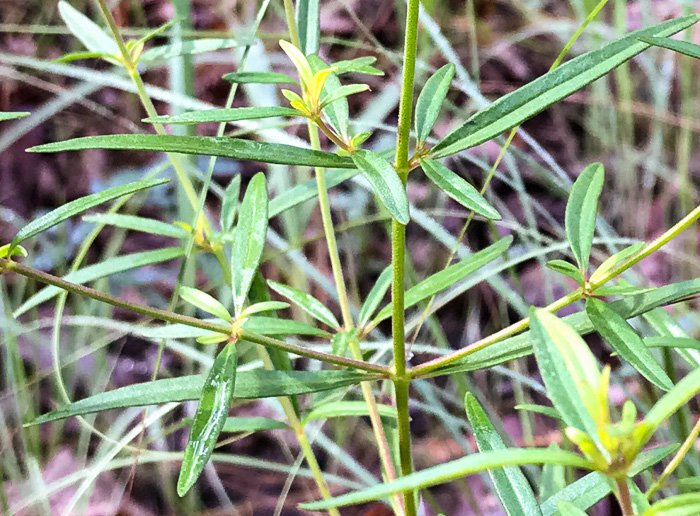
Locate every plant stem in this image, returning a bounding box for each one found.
[646,416,700,499]
[616,479,634,516]
[392,0,420,513]
[0,259,389,375]
[282,0,301,48]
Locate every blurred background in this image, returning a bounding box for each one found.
[1,0,699,514]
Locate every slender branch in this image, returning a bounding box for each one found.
[0,259,389,375]
[646,416,700,499]
[616,479,634,516]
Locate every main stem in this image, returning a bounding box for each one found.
[392,0,420,514]
[616,479,634,516]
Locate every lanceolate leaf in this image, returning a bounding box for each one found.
[309,55,350,140]
[546,260,585,285]
[556,501,588,516]
[0,111,30,121]
[220,417,289,433]
[10,178,169,249]
[320,84,370,109]
[642,494,700,516]
[268,280,340,329]
[231,173,269,316]
[221,175,241,233]
[297,0,320,55]
[465,393,542,516]
[58,1,119,55]
[643,337,700,352]
[301,448,594,510]
[421,158,500,219]
[28,370,377,425]
[243,316,330,337]
[140,38,245,62]
[178,344,238,496]
[565,163,604,272]
[28,135,356,169]
[358,265,392,327]
[415,63,455,142]
[222,71,296,84]
[589,242,645,284]
[179,286,232,321]
[82,213,189,238]
[638,36,700,59]
[432,15,700,158]
[302,401,397,425]
[373,237,512,324]
[642,368,700,442]
[586,298,672,391]
[143,107,299,125]
[13,247,185,317]
[352,150,410,224]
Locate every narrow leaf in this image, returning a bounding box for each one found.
[179,286,232,321]
[220,417,289,433]
[240,301,290,317]
[589,242,645,284]
[28,135,356,169]
[178,344,238,496]
[83,213,188,238]
[415,64,455,142]
[641,494,700,516]
[269,169,358,218]
[243,316,330,338]
[540,444,566,501]
[465,393,542,516]
[515,404,562,421]
[586,298,673,391]
[143,107,299,125]
[0,112,30,121]
[267,280,340,329]
[421,158,500,219]
[358,265,392,327]
[643,368,700,441]
[309,55,350,140]
[332,57,382,76]
[140,38,244,62]
[301,448,594,510]
[638,36,700,59]
[546,260,585,285]
[297,0,320,55]
[352,150,410,224]
[374,237,512,324]
[432,15,700,157]
[231,173,268,316]
[302,401,397,425]
[10,178,168,249]
[320,84,370,108]
[643,337,700,352]
[220,175,241,233]
[556,501,588,516]
[565,163,604,272]
[222,71,296,84]
[58,1,119,55]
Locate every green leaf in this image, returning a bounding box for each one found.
[546,260,585,285]
[140,38,245,62]
[10,178,168,249]
[297,0,320,55]
[231,173,269,316]
[243,316,331,337]
[240,301,289,317]
[642,368,700,444]
[529,309,604,454]
[515,404,562,421]
[331,330,358,357]
[643,337,700,352]
[358,265,392,327]
[332,57,383,76]
[82,213,189,238]
[301,448,594,510]
[642,494,700,516]
[679,477,700,492]
[28,135,356,169]
[465,393,542,516]
[132,20,177,48]
[309,55,350,141]
[565,163,604,272]
[432,15,700,158]
[352,150,410,224]
[638,36,700,59]
[179,286,232,321]
[420,158,500,219]
[220,175,241,233]
[556,501,588,516]
[0,111,30,121]
[28,370,377,425]
[586,298,673,391]
[320,84,370,109]
[222,71,296,84]
[589,242,645,284]
[220,416,289,433]
[415,64,455,142]
[178,344,238,496]
[373,236,512,324]
[540,444,566,501]
[302,401,397,425]
[13,247,185,317]
[58,1,119,55]
[269,169,358,218]
[0,244,28,259]
[143,107,299,125]
[55,51,110,63]
[267,280,340,329]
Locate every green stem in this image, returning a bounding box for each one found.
[0,259,388,375]
[392,0,420,513]
[646,416,700,499]
[282,0,301,48]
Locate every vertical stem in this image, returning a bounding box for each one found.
[615,479,634,516]
[283,0,301,48]
[392,0,420,514]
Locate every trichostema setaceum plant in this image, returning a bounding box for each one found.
[2,0,700,515]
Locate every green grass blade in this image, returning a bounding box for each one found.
[82,213,189,238]
[268,280,340,329]
[179,286,232,321]
[565,163,604,272]
[465,393,542,516]
[140,38,245,62]
[302,401,397,425]
[178,344,238,496]
[420,158,500,219]
[143,106,299,125]
[28,135,356,169]
[57,1,119,55]
[358,265,392,327]
[231,173,269,316]
[352,149,410,224]
[10,178,168,249]
[28,370,377,425]
[222,71,296,84]
[373,236,512,324]
[638,36,700,59]
[13,247,185,317]
[586,298,673,391]
[415,64,455,142]
[301,448,594,510]
[220,175,241,233]
[220,416,289,433]
[0,112,31,121]
[432,15,700,158]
